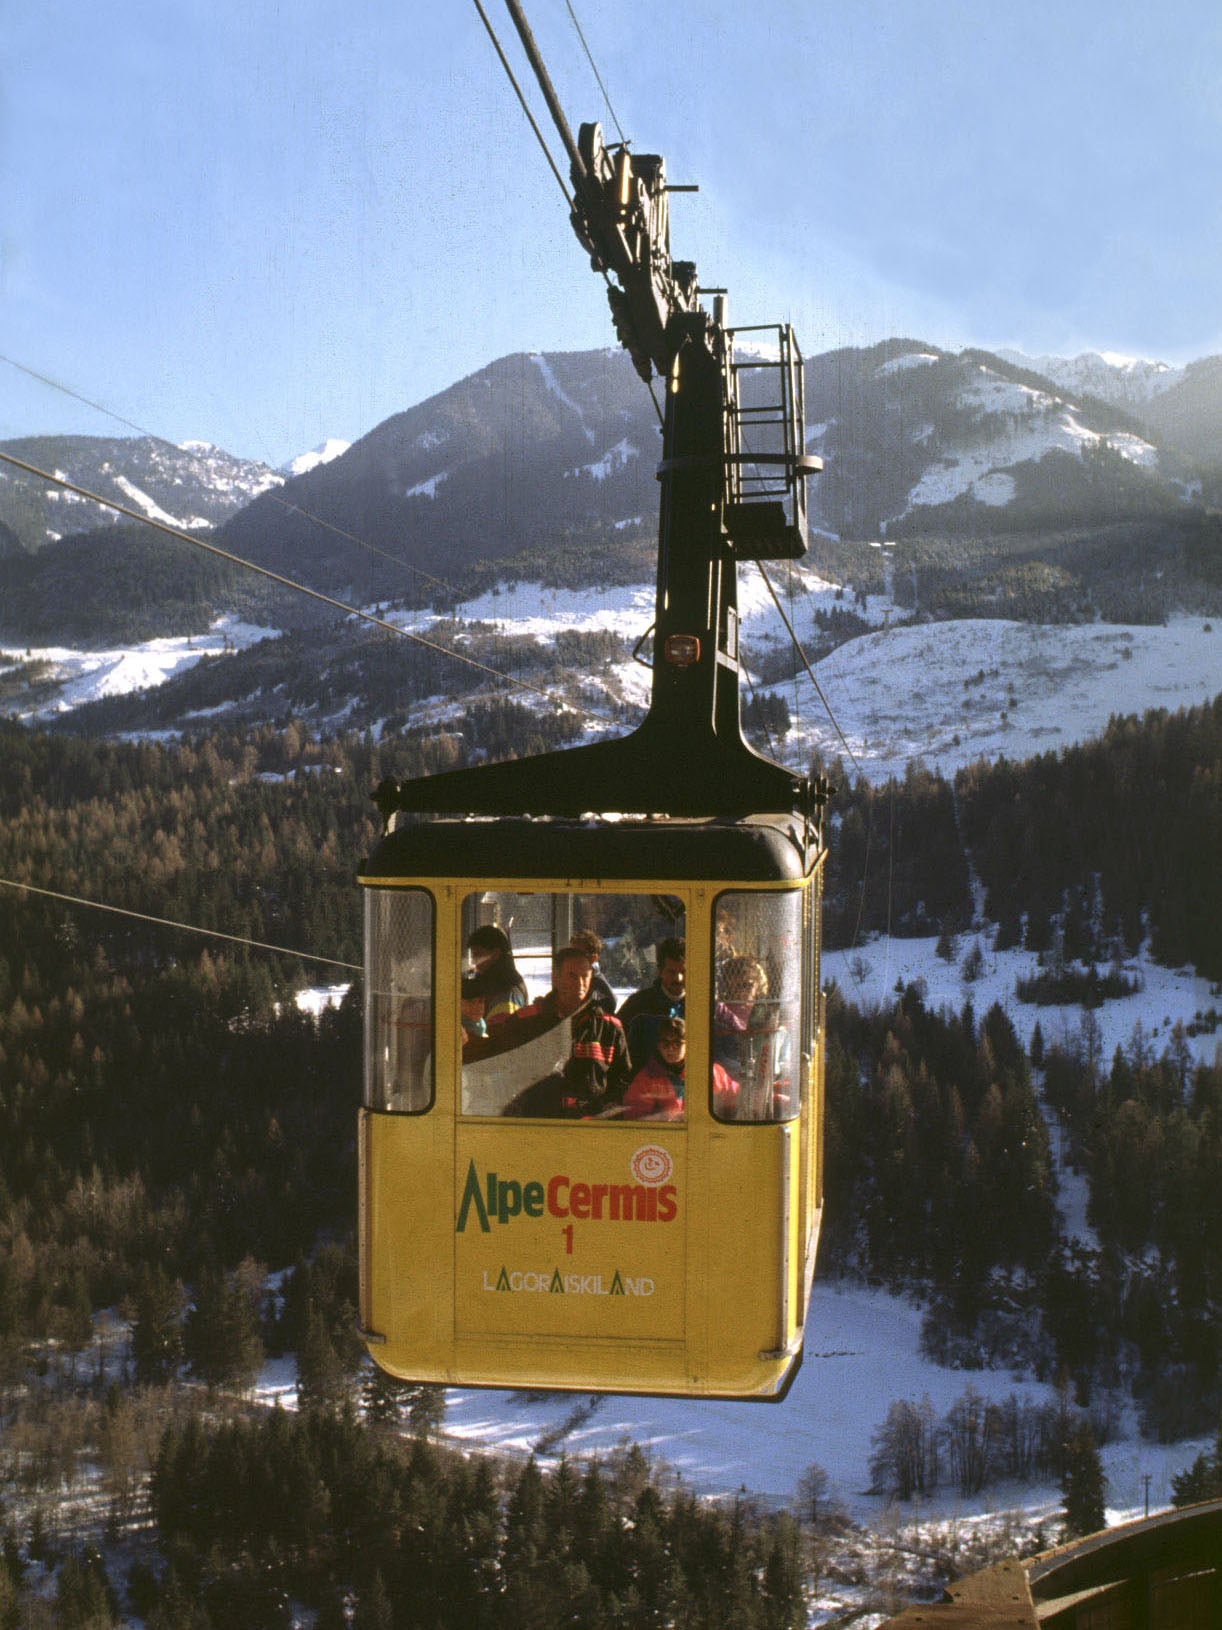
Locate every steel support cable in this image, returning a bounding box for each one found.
[471,0,574,208]
[0,447,576,714]
[563,0,626,144]
[753,560,861,774]
[645,377,665,427]
[265,498,456,595]
[0,353,157,441]
[739,662,779,762]
[754,559,875,951]
[0,876,361,973]
[472,1,665,431]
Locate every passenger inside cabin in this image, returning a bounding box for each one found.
[616,935,685,1062]
[460,971,488,1043]
[620,1015,686,1120]
[466,925,528,1027]
[714,903,738,979]
[500,947,633,1118]
[567,928,617,1013]
[715,954,767,1036]
[617,1015,739,1123]
[713,954,792,1119]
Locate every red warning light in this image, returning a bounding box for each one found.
[664,635,701,668]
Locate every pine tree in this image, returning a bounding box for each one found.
[295,1303,349,1413]
[760,1513,805,1630]
[58,1268,94,1376]
[405,1382,446,1440]
[1060,1425,1107,1539]
[361,1362,406,1429]
[130,1266,185,1386]
[1170,1415,1222,1507]
[183,1263,264,1392]
[55,1547,117,1629]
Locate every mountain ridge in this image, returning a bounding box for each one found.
[0,434,284,555]
[2,339,1219,650]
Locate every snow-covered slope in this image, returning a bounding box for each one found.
[0,434,283,549]
[779,612,1221,784]
[898,365,1157,516]
[282,438,351,477]
[0,616,279,720]
[806,344,1173,539]
[6,562,1219,783]
[998,348,1184,410]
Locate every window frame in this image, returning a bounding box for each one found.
[458,886,686,1121]
[710,886,804,1125]
[364,885,436,1115]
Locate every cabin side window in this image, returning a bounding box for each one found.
[711,890,803,1123]
[364,888,434,1113]
[459,890,685,1119]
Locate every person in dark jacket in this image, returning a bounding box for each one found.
[466,924,528,1026]
[616,936,685,1062]
[502,948,632,1118]
[568,928,617,1012]
[460,970,489,1045]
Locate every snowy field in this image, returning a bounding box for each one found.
[435,1283,1207,1530]
[440,1283,1052,1508]
[823,931,1221,1072]
[380,584,1221,782]
[3,574,1218,795]
[2,614,279,721]
[788,613,1221,785]
[252,1278,1207,1531]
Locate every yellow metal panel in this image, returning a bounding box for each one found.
[364,1110,451,1367]
[701,1125,791,1392]
[452,1123,686,1344]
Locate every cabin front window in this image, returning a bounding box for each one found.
[364,888,434,1113]
[459,890,685,1119]
[711,889,803,1123]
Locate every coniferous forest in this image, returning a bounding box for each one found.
[0,697,1219,1625]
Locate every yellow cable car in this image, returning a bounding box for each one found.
[357,118,827,1397]
[359,819,824,1399]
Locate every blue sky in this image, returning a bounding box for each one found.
[3,0,1220,467]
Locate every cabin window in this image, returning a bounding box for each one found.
[364,888,434,1113]
[711,889,802,1123]
[459,890,685,1119]
[800,881,819,1059]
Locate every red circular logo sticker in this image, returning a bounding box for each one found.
[631,1144,672,1186]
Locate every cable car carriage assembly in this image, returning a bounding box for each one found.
[358,32,827,1398]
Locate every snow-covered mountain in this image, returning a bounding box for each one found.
[281,438,351,478]
[804,340,1191,540]
[997,348,1185,410]
[4,338,1216,586]
[0,433,284,552]
[216,347,659,601]
[3,337,1219,659]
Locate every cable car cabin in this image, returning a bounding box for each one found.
[357,116,827,1394]
[358,813,825,1399]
